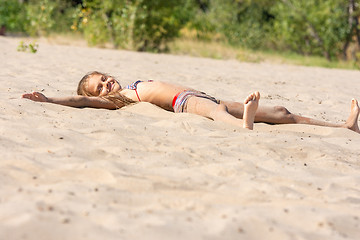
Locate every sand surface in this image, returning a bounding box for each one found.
[1,36,360,240]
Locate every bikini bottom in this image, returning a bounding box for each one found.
[172,90,220,113]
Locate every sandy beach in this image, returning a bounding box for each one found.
[1,36,360,240]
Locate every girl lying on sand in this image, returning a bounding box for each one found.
[22,71,360,132]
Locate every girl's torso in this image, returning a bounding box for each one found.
[120,81,190,111]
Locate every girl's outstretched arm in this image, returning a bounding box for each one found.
[22,92,117,109]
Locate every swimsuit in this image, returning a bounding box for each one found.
[125,80,153,102]
[172,90,220,113]
[125,80,219,112]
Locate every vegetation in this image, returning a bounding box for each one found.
[0,0,26,32]
[73,0,192,51]
[1,0,360,68]
[17,40,39,53]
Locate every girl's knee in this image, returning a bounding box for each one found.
[210,103,228,120]
[274,106,291,116]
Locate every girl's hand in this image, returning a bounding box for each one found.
[21,92,116,109]
[22,92,49,102]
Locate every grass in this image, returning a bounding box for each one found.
[168,38,360,70]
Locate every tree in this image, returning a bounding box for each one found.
[271,0,351,60]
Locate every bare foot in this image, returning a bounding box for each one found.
[243,91,260,130]
[344,98,360,133]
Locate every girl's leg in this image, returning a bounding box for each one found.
[222,99,360,133]
[186,92,260,130]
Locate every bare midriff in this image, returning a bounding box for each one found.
[121,81,191,111]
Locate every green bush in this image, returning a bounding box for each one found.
[221,0,275,49]
[24,0,56,36]
[270,0,350,60]
[188,0,358,61]
[25,0,78,36]
[76,0,192,51]
[0,0,27,32]
[188,0,276,49]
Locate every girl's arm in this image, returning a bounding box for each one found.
[22,92,117,109]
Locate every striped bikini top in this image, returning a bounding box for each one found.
[125,80,153,102]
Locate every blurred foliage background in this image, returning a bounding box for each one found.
[1,0,360,66]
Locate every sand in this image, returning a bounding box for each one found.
[0,36,360,240]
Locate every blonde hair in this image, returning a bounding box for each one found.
[78,71,136,109]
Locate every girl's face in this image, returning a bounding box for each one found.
[86,74,121,96]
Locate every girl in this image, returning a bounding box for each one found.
[22,71,360,133]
